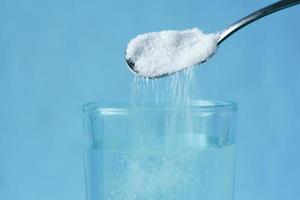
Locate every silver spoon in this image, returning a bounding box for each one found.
[126,0,300,78]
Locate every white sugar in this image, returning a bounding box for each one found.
[126,28,220,78]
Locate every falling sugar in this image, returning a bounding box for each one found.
[130,68,197,107]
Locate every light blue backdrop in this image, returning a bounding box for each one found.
[0,0,299,199]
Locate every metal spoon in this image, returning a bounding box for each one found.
[125,0,300,78]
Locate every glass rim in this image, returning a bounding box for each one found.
[83,100,238,115]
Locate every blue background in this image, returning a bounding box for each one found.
[0,0,299,199]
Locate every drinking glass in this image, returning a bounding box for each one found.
[83,100,237,200]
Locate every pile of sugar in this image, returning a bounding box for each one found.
[126,28,220,78]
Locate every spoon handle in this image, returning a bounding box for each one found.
[218,0,300,44]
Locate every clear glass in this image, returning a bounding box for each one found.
[83,100,238,200]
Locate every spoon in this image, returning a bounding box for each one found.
[126,0,300,78]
